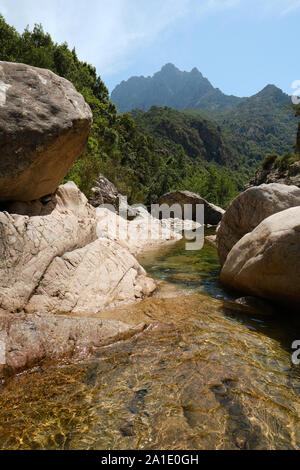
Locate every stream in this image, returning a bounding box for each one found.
[0,230,299,450]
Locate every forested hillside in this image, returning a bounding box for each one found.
[131,106,251,205]
[131,107,235,167]
[0,16,243,207]
[187,85,297,168]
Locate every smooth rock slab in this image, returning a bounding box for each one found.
[96,207,181,255]
[0,182,157,314]
[0,61,92,201]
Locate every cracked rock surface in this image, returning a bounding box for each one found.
[0,182,156,314]
[0,181,175,376]
[0,310,146,376]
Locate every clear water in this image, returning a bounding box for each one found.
[0,232,299,450]
[138,229,234,302]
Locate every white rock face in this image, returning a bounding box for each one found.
[220,207,300,307]
[0,80,11,106]
[0,180,189,375]
[96,207,182,255]
[217,183,300,266]
[0,182,156,314]
[26,238,156,315]
[0,182,96,312]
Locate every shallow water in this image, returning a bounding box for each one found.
[0,233,299,450]
[138,229,233,302]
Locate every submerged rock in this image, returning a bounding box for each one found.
[235,297,279,316]
[0,311,145,377]
[221,207,300,308]
[0,293,299,449]
[217,183,300,266]
[158,190,224,225]
[0,61,92,201]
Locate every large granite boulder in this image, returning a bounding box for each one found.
[220,207,300,307]
[217,183,300,266]
[158,190,224,225]
[0,61,92,201]
[0,182,156,314]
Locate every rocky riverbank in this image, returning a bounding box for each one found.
[0,62,188,377]
[1,59,299,384]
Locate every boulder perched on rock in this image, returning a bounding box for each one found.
[0,61,92,201]
[89,175,136,219]
[217,183,300,266]
[89,175,119,208]
[158,190,224,225]
[220,207,300,308]
[0,181,156,314]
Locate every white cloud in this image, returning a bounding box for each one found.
[280,0,300,16]
[0,0,191,77]
[0,0,298,82]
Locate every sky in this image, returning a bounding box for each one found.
[0,0,299,97]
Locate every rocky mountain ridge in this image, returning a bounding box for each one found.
[111,63,242,113]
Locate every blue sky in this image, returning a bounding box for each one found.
[1,0,299,96]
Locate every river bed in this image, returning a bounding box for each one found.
[0,232,299,450]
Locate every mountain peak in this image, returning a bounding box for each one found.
[111,64,222,113]
[160,63,178,72]
[256,84,284,97]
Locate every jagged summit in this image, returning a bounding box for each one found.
[111,63,225,113]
